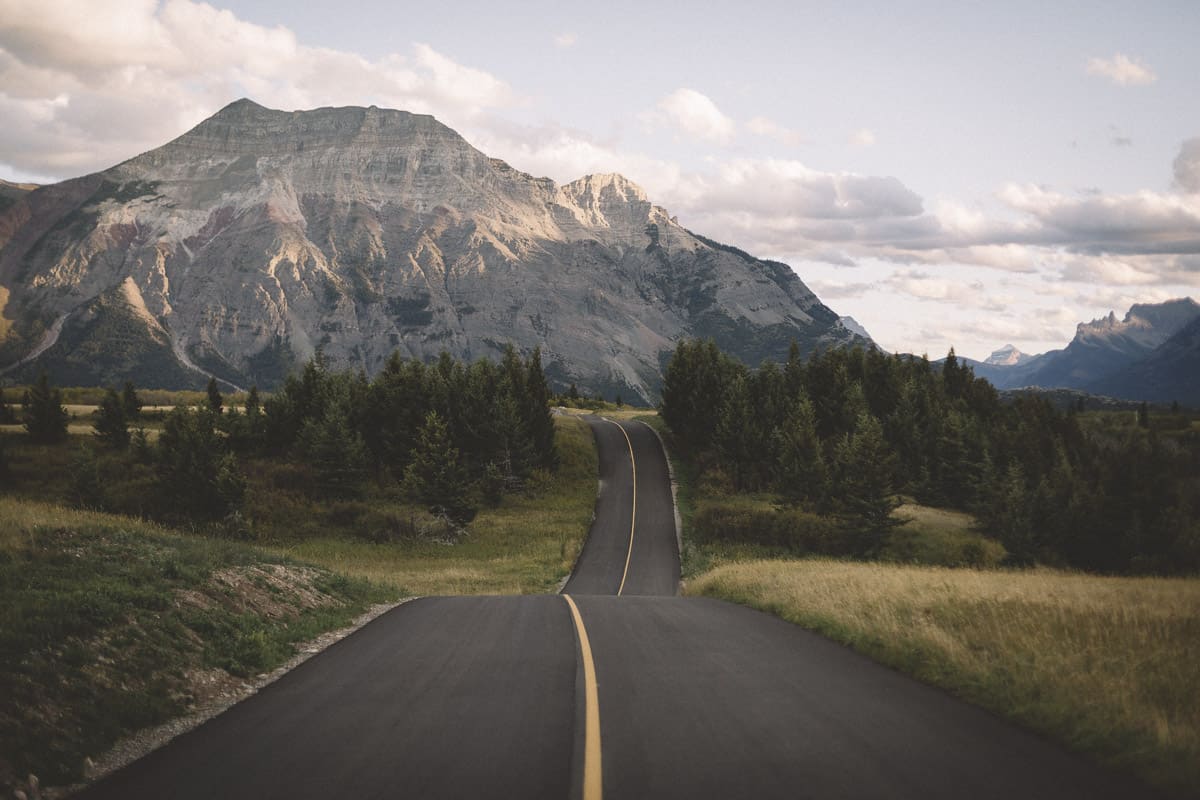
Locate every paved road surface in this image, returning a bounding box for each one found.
[562,418,679,596]
[79,415,1160,799]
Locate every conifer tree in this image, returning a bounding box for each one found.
[121,381,142,420]
[989,462,1036,565]
[22,372,69,444]
[157,406,244,519]
[403,411,476,525]
[206,377,224,415]
[93,387,130,449]
[525,348,558,469]
[298,410,369,498]
[774,396,827,508]
[832,412,900,556]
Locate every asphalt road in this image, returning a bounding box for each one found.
[562,417,680,596]
[78,414,1161,799]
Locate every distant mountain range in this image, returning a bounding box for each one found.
[0,100,866,402]
[962,298,1200,405]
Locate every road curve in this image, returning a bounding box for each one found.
[562,416,680,597]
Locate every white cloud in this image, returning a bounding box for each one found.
[1086,53,1157,86]
[553,32,577,49]
[1175,138,1200,193]
[746,116,804,147]
[849,128,876,146]
[655,88,735,145]
[0,0,517,179]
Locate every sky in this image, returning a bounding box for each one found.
[1,0,1198,361]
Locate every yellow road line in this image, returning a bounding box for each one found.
[564,594,603,800]
[604,418,637,597]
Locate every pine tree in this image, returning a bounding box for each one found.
[774,396,827,508]
[206,378,224,415]
[989,462,1036,565]
[403,411,476,525]
[121,381,142,420]
[22,372,69,444]
[832,412,901,556]
[93,387,130,449]
[298,410,369,498]
[157,407,244,520]
[524,348,558,469]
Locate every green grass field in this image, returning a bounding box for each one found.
[0,499,395,793]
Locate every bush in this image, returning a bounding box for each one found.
[694,502,848,555]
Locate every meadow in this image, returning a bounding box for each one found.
[688,559,1200,797]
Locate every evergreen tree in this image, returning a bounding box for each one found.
[832,412,901,556]
[989,462,1036,565]
[568,383,580,402]
[206,378,224,415]
[22,372,69,444]
[403,411,476,525]
[157,407,244,520]
[714,373,756,490]
[524,348,558,469]
[121,381,142,420]
[298,409,369,498]
[93,387,130,449]
[774,396,827,508]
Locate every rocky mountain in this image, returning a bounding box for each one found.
[838,316,872,341]
[1088,314,1200,405]
[964,298,1200,405]
[0,100,865,401]
[984,344,1033,367]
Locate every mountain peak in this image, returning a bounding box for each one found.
[563,173,649,203]
[985,344,1032,366]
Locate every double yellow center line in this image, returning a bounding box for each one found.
[562,418,638,800]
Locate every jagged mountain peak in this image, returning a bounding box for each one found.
[563,173,650,203]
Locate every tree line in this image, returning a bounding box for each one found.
[4,346,558,531]
[661,339,1199,574]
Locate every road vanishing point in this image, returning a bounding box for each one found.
[79,416,1160,799]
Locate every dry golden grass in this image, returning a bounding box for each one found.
[689,558,1200,795]
[265,415,599,596]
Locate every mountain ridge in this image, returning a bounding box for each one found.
[0,99,866,400]
[961,298,1200,405]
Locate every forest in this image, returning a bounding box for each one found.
[0,346,558,537]
[661,339,1200,575]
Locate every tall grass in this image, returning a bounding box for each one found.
[689,559,1200,796]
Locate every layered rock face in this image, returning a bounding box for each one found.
[0,100,865,401]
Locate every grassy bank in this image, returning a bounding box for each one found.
[688,559,1200,797]
[265,414,598,595]
[0,498,395,793]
